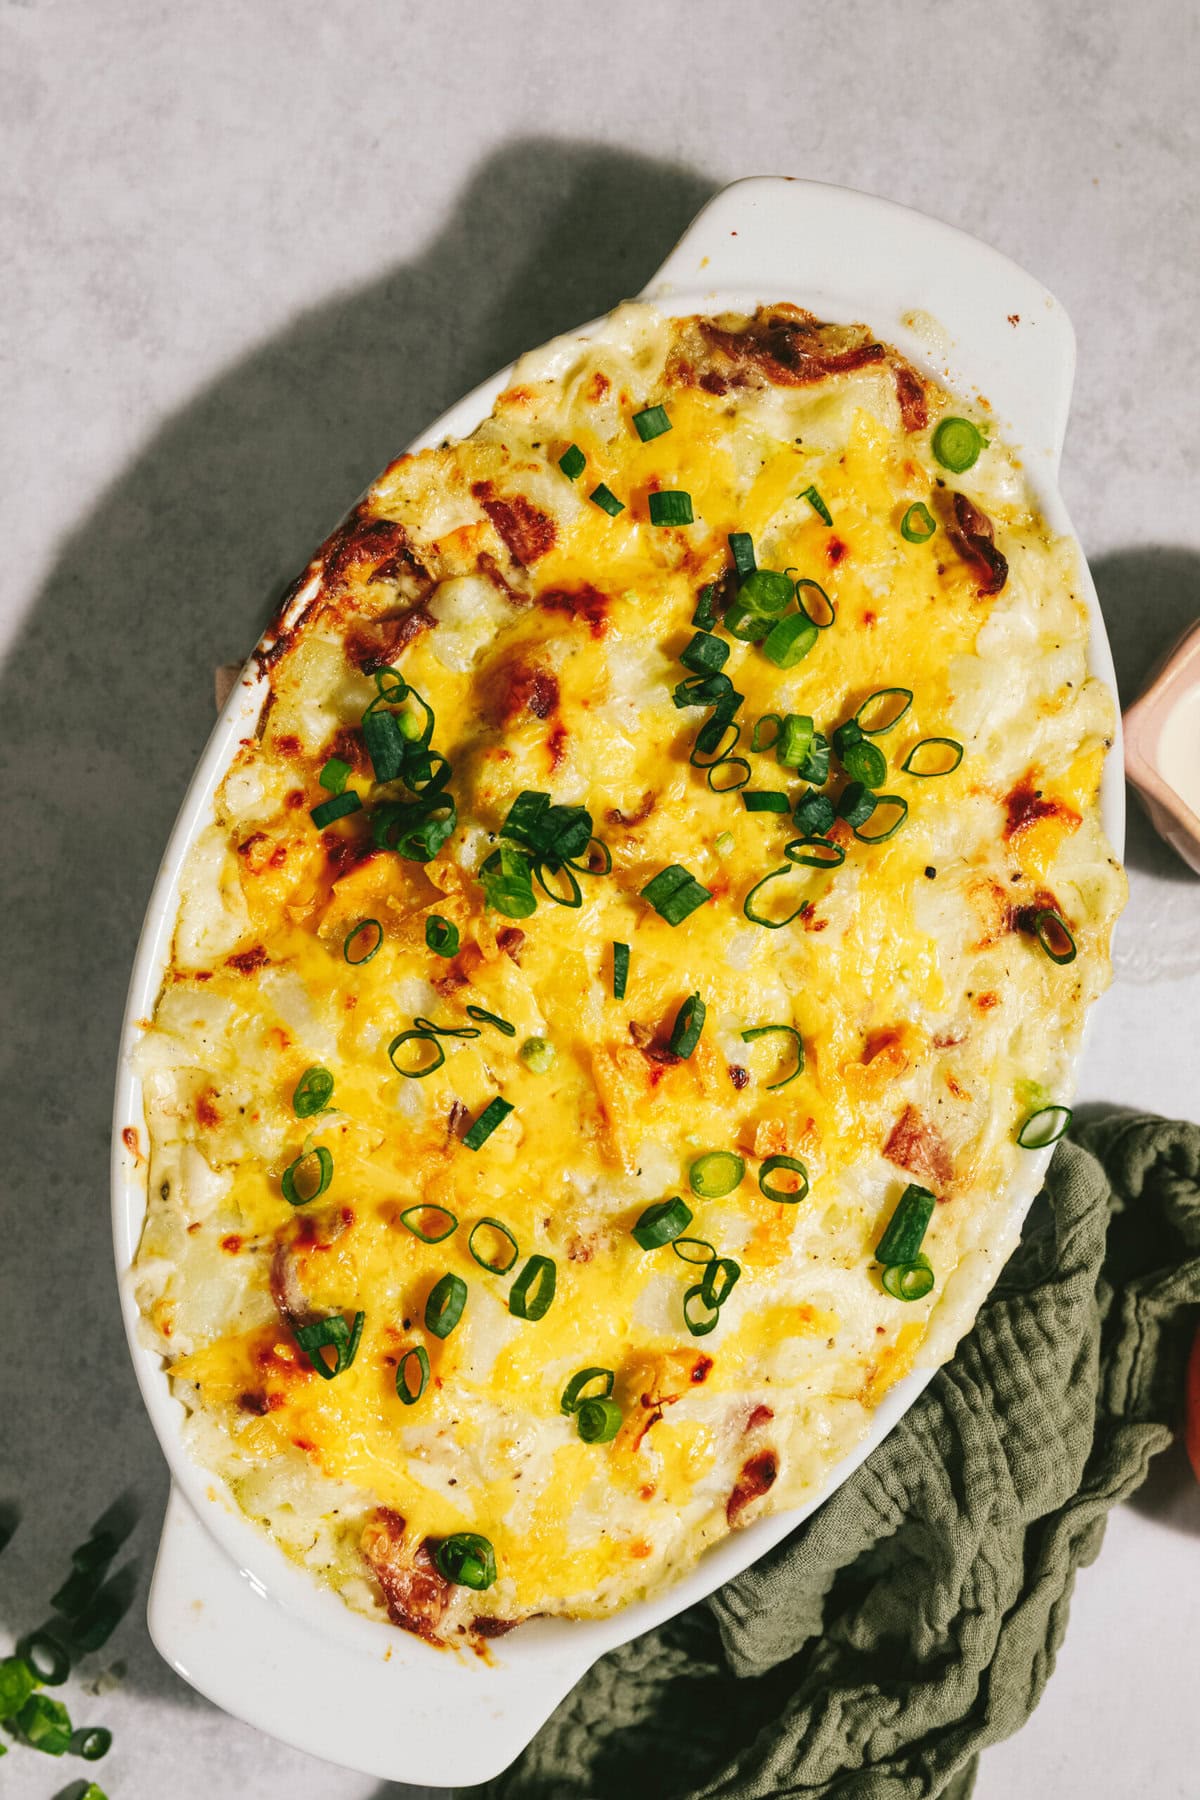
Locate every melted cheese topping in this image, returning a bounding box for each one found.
[133,303,1124,1645]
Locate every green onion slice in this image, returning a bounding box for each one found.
[558,443,586,479]
[763,611,818,668]
[561,1368,614,1414]
[881,1253,935,1301]
[729,531,756,576]
[281,1145,333,1207]
[632,403,671,441]
[777,712,814,770]
[842,738,887,787]
[292,1065,334,1118]
[672,1236,716,1265]
[577,1396,623,1443]
[0,1656,37,1717]
[793,789,836,836]
[758,1155,810,1203]
[902,737,964,777]
[692,582,718,629]
[17,1692,73,1755]
[589,482,625,517]
[708,755,751,793]
[396,1344,430,1405]
[701,1256,741,1308]
[1031,910,1078,965]
[742,790,791,813]
[399,1203,458,1244]
[740,1024,804,1089]
[855,688,913,735]
[1017,1104,1073,1148]
[520,1035,555,1074]
[425,915,460,958]
[509,1254,557,1320]
[77,1726,113,1761]
[465,1005,516,1038]
[853,795,909,843]
[612,941,630,999]
[668,991,706,1058]
[294,1310,364,1379]
[434,1532,497,1590]
[387,1029,445,1079]
[463,1096,514,1150]
[468,1217,519,1274]
[310,791,361,829]
[683,1284,721,1337]
[744,864,809,928]
[480,844,537,919]
[632,1196,693,1250]
[425,1272,467,1339]
[641,863,713,925]
[724,597,772,641]
[343,918,383,964]
[648,489,693,526]
[413,1015,480,1040]
[79,1786,110,1800]
[680,630,729,674]
[784,835,845,869]
[837,782,876,828]
[799,484,833,525]
[533,859,582,908]
[795,730,831,784]
[319,756,351,794]
[794,578,835,628]
[901,501,937,543]
[932,416,984,472]
[689,1151,745,1198]
[692,710,743,764]
[18,1630,69,1686]
[738,567,794,617]
[751,714,783,752]
[876,1182,935,1265]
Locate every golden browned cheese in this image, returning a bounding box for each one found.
[133,303,1124,1647]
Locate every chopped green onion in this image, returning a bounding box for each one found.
[1017,1104,1073,1148]
[674,669,737,710]
[691,713,742,764]
[832,718,863,756]
[701,1256,741,1308]
[463,1096,514,1150]
[425,1272,467,1339]
[672,1236,716,1264]
[692,583,718,629]
[742,790,791,813]
[425,915,459,958]
[680,630,729,674]
[294,1310,364,1378]
[343,918,383,964]
[520,1035,556,1074]
[76,1726,113,1761]
[763,612,818,668]
[738,568,794,617]
[758,1155,810,1203]
[714,830,735,857]
[881,1253,935,1301]
[399,1203,458,1244]
[310,791,362,829]
[640,864,712,926]
[509,1254,556,1320]
[434,1533,496,1590]
[372,795,457,862]
[902,737,964,777]
[466,1004,516,1038]
[794,730,831,784]
[932,416,984,472]
[362,707,410,783]
[1031,910,1077,965]
[68,1591,125,1655]
[793,788,836,836]
[561,1368,615,1414]
[853,795,908,842]
[743,865,808,927]
[708,756,751,792]
[901,501,937,543]
[632,403,671,441]
[18,1630,69,1685]
[468,1217,519,1275]
[794,578,835,629]
[396,1344,430,1405]
[387,1029,445,1079]
[668,991,706,1058]
[724,598,772,641]
[689,1151,745,1198]
[683,1284,720,1336]
[0,1656,37,1717]
[777,713,814,770]
[79,1787,110,1800]
[292,1065,334,1118]
[17,1692,73,1756]
[577,1397,623,1443]
[501,789,595,863]
[533,859,582,908]
[784,835,845,869]
[319,756,351,794]
[728,531,756,576]
[751,714,782,752]
[740,1024,804,1089]
[841,738,887,789]
[589,482,625,516]
[855,689,913,735]
[281,1145,333,1207]
[632,1197,693,1250]
[799,484,832,525]
[558,443,586,479]
[836,783,876,828]
[876,1182,936,1264]
[479,845,538,919]
[612,941,630,999]
[649,489,694,526]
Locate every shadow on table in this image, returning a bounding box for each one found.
[0,135,715,1759]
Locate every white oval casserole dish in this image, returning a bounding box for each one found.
[111,177,1125,1787]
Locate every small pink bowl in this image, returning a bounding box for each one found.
[1124,619,1200,874]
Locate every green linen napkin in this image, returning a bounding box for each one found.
[481,1113,1200,1800]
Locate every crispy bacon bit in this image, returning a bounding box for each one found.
[322,833,376,878]
[974,991,999,1012]
[826,536,848,566]
[484,655,560,727]
[1011,887,1066,938]
[361,1511,452,1644]
[700,307,886,389]
[195,1090,220,1129]
[946,491,1008,595]
[472,481,556,566]
[345,607,436,672]
[238,1390,270,1416]
[496,927,525,964]
[476,550,526,602]
[325,514,421,590]
[690,1355,713,1384]
[726,1450,778,1524]
[1005,778,1079,839]
[472,1616,520,1639]
[220,1234,243,1255]
[728,1064,750,1090]
[586,370,611,401]
[546,720,568,769]
[606,790,656,829]
[537,582,611,638]
[325,724,368,774]
[225,944,269,974]
[894,363,929,432]
[285,789,306,810]
[745,1403,775,1432]
[274,733,303,758]
[699,369,730,395]
[446,1099,471,1142]
[884,1103,953,1189]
